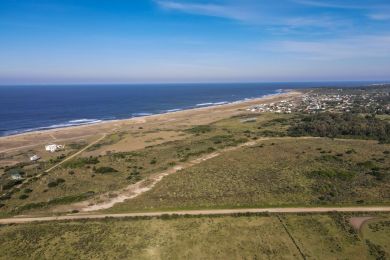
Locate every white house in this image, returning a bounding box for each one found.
[30,155,40,161]
[45,144,64,153]
[10,173,22,180]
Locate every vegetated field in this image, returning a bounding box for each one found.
[1,111,389,216]
[108,137,390,213]
[285,212,390,259]
[0,113,288,216]
[0,213,388,259]
[361,217,390,258]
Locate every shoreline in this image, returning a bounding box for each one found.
[0,89,291,140]
[0,90,302,154]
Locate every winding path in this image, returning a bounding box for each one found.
[1,207,389,224]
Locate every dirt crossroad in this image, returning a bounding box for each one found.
[1,207,389,224]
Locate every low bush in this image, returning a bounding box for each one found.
[308,169,355,181]
[94,167,118,174]
[357,161,377,169]
[150,159,157,164]
[186,125,213,134]
[64,156,100,169]
[2,180,22,190]
[15,191,96,213]
[47,181,58,188]
[19,194,29,200]
[47,178,66,188]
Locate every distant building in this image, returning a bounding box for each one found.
[10,173,22,180]
[45,144,64,153]
[30,155,40,161]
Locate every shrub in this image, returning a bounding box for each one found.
[94,166,118,174]
[186,125,213,134]
[367,169,386,181]
[47,178,65,188]
[48,181,59,188]
[357,161,377,169]
[56,178,65,184]
[15,192,96,212]
[207,147,216,152]
[210,135,233,144]
[24,188,33,193]
[150,159,157,164]
[19,194,29,200]
[127,169,142,182]
[68,142,86,149]
[0,193,11,201]
[64,156,100,169]
[2,180,22,190]
[366,240,387,259]
[309,169,355,181]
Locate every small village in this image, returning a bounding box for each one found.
[247,87,390,115]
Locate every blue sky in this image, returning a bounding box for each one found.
[0,0,389,84]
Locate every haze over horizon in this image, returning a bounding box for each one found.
[1,0,390,84]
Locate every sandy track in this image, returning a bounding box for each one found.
[1,207,390,224]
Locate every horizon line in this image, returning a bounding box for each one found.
[0,79,389,87]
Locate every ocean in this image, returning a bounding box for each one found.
[0,82,383,137]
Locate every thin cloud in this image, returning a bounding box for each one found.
[294,0,390,21]
[155,1,254,22]
[293,0,368,9]
[259,35,390,61]
[368,13,390,21]
[155,0,350,30]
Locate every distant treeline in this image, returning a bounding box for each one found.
[288,113,390,143]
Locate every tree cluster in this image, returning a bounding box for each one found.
[288,113,390,143]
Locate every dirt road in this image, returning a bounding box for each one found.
[1,207,389,224]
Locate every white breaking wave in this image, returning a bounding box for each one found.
[165,108,183,112]
[195,101,228,107]
[132,112,153,117]
[3,119,103,136]
[68,119,100,123]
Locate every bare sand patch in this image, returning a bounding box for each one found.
[349,217,375,231]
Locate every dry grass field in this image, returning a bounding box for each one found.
[0,213,388,259]
[107,137,390,213]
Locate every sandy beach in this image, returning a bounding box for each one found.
[0,91,302,158]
